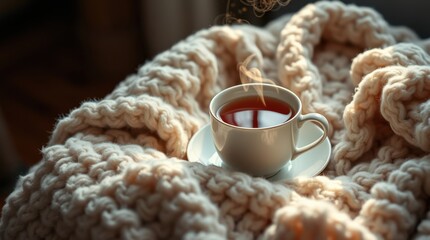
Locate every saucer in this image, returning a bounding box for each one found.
[187,122,331,181]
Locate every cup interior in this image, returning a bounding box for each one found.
[210,83,301,128]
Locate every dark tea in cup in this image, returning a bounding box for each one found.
[217,96,295,128]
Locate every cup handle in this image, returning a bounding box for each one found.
[292,113,329,160]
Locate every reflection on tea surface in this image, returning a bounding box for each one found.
[218,96,294,128]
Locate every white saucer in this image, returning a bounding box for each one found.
[187,122,331,181]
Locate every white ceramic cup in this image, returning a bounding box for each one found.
[209,83,329,177]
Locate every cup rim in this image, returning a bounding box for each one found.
[209,83,302,130]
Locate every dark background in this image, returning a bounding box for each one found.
[0,0,429,204]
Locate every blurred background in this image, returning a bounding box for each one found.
[1,0,429,205]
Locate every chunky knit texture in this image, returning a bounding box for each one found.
[1,1,430,239]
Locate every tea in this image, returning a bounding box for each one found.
[218,96,295,128]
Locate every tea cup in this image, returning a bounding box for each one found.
[209,83,329,177]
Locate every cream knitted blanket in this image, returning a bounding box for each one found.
[1,1,430,239]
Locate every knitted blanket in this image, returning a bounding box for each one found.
[1,1,430,239]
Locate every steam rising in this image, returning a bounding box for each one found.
[216,0,290,103]
[216,0,293,24]
[239,54,277,105]
[240,0,293,17]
